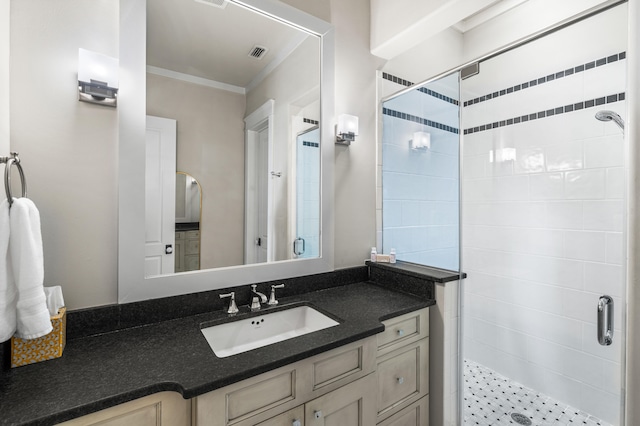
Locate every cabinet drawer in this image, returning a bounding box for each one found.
[186,230,200,239]
[377,308,428,356]
[377,396,428,426]
[376,339,429,421]
[310,337,376,392]
[176,231,185,240]
[227,371,297,423]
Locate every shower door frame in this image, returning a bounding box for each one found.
[381,1,629,424]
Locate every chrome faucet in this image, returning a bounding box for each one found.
[250,285,267,311]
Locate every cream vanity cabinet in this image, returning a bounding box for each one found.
[56,308,429,426]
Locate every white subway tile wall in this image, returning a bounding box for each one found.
[462,5,626,424]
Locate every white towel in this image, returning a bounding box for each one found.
[9,198,52,339]
[44,286,65,316]
[0,199,17,342]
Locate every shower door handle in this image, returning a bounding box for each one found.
[597,295,614,346]
[293,237,305,256]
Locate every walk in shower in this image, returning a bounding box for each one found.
[381,3,627,425]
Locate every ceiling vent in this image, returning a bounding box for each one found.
[248,45,269,60]
[194,0,228,9]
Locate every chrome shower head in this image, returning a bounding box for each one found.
[595,110,625,131]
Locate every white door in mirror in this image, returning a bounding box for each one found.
[145,116,177,277]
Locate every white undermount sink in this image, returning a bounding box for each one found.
[201,306,340,358]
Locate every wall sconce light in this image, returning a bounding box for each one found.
[336,114,359,145]
[78,48,119,107]
[411,131,431,151]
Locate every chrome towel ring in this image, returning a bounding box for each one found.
[1,152,27,207]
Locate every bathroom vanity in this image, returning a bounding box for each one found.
[0,270,443,426]
[57,307,429,426]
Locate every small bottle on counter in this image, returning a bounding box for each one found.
[370,247,377,262]
[390,248,396,264]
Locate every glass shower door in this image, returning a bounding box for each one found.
[460,5,627,425]
[381,72,460,271]
[294,127,320,258]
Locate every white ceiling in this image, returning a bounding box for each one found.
[452,0,529,33]
[146,0,310,89]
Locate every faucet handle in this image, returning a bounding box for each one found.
[220,292,239,314]
[268,284,285,305]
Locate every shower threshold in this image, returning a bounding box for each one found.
[463,359,611,426]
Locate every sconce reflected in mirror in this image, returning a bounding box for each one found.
[411,131,430,151]
[78,48,119,107]
[336,113,359,145]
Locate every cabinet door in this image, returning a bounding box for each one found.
[377,338,429,421]
[185,254,200,270]
[254,406,304,426]
[57,392,190,426]
[186,237,200,255]
[377,397,429,426]
[304,373,376,426]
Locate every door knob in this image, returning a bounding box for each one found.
[165,244,173,254]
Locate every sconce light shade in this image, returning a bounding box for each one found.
[411,131,431,150]
[336,114,359,145]
[78,48,119,107]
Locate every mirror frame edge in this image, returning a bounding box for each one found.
[118,0,335,303]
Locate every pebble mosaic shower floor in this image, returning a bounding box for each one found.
[464,360,611,426]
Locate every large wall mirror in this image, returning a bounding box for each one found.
[119,0,335,303]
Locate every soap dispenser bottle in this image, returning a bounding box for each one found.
[390,248,396,264]
[370,247,377,262]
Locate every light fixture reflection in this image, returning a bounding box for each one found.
[411,131,431,151]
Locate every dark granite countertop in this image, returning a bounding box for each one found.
[175,222,199,231]
[367,260,465,283]
[0,282,434,426]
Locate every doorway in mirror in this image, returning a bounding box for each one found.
[294,126,320,258]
